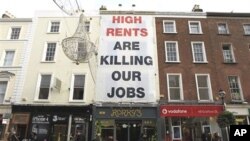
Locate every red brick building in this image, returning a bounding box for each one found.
[156,11,250,141]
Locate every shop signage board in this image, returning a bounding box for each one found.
[160,105,223,117]
[96,15,156,102]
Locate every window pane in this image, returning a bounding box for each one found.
[197,75,210,100]
[3,51,15,66]
[243,24,250,34]
[199,89,209,100]
[166,43,177,61]
[193,43,204,62]
[45,43,56,61]
[170,89,180,100]
[164,22,174,33]
[173,127,181,139]
[0,81,7,103]
[50,22,60,32]
[10,28,21,39]
[73,75,85,100]
[85,21,90,32]
[190,22,200,33]
[168,75,181,100]
[222,45,234,62]
[197,76,208,87]
[39,75,51,99]
[228,76,242,101]
[218,24,228,34]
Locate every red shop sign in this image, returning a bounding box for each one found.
[160,105,223,117]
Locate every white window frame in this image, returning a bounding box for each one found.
[172,126,182,140]
[163,20,177,33]
[69,73,86,102]
[228,76,244,102]
[243,24,250,35]
[0,80,8,104]
[222,43,235,63]
[34,73,53,101]
[165,41,180,62]
[188,21,202,34]
[42,42,57,62]
[1,50,16,66]
[167,73,183,101]
[195,74,213,101]
[8,27,21,40]
[191,42,207,63]
[47,21,61,33]
[217,23,229,34]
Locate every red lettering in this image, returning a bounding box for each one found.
[140,28,148,36]
[106,28,114,36]
[106,28,148,37]
[112,16,142,24]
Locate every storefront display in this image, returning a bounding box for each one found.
[93,106,158,141]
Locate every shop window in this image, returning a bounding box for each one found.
[171,118,182,140]
[172,126,182,140]
[71,116,88,141]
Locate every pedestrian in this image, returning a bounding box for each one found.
[138,133,144,141]
[201,132,208,141]
[212,132,221,141]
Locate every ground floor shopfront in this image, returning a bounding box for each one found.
[160,105,223,141]
[92,105,160,141]
[226,104,250,125]
[9,105,92,141]
[0,105,11,140]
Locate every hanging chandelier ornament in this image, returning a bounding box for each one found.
[62,14,96,65]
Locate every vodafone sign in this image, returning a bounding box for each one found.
[160,105,223,117]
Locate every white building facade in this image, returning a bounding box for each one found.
[0,13,32,140]
[9,12,100,141]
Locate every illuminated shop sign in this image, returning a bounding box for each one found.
[96,15,156,102]
[160,105,223,117]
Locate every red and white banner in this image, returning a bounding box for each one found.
[160,105,223,117]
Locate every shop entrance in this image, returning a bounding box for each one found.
[52,124,67,141]
[116,120,141,141]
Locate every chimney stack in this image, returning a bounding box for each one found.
[192,4,203,12]
[2,11,15,18]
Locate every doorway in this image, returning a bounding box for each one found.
[116,120,141,141]
[52,124,67,141]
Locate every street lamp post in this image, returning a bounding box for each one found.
[218,89,228,141]
[218,89,226,109]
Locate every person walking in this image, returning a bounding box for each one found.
[212,132,221,141]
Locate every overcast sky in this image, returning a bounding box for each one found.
[1,0,250,18]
